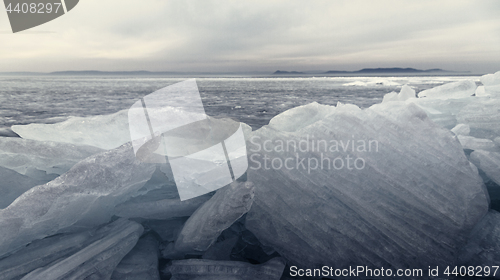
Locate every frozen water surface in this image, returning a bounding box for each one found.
[0,75,480,130]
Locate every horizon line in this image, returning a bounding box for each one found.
[0,67,481,76]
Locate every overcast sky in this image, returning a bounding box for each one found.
[1,0,499,73]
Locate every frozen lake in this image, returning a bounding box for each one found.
[0,75,480,129]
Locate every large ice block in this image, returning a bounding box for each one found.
[115,194,212,220]
[0,142,155,258]
[418,80,476,99]
[406,72,499,136]
[457,135,496,151]
[398,84,416,101]
[381,91,398,103]
[21,219,143,280]
[111,234,160,280]
[0,219,142,280]
[0,137,102,176]
[11,109,130,150]
[470,150,500,186]
[457,98,500,135]
[245,101,489,273]
[172,181,254,255]
[268,102,334,132]
[167,257,285,280]
[381,85,416,103]
[410,80,500,138]
[480,71,500,86]
[451,123,470,136]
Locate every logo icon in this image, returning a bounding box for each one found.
[128,79,248,201]
[4,0,79,33]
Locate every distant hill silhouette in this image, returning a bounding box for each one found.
[273,70,306,75]
[0,68,469,76]
[271,68,465,76]
[48,70,180,75]
[324,68,454,74]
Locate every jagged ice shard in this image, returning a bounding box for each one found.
[21,219,143,280]
[0,137,103,177]
[0,143,156,258]
[417,80,476,99]
[0,219,141,280]
[245,101,489,273]
[171,181,254,256]
[11,110,131,150]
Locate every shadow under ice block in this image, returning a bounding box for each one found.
[128,79,248,201]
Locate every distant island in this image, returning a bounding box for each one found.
[0,70,182,76]
[48,70,180,75]
[273,68,466,75]
[0,68,472,76]
[324,68,454,74]
[273,70,305,75]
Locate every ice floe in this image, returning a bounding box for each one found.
[11,109,130,150]
[418,80,476,99]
